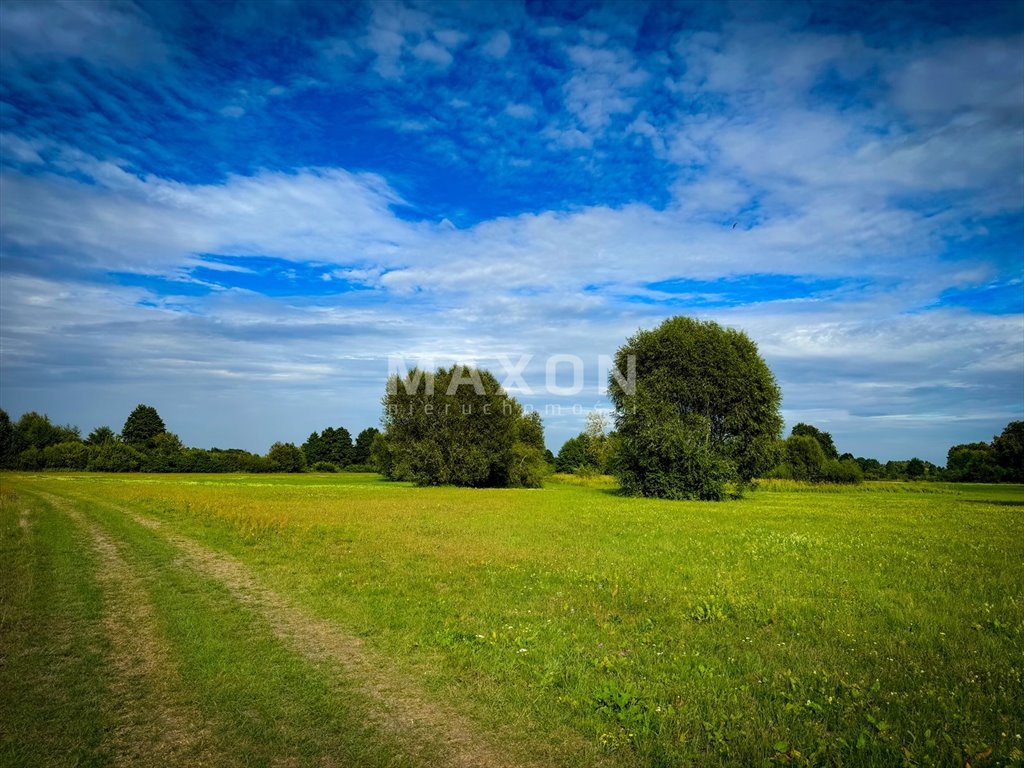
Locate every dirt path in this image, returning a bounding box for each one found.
[43,493,229,768]
[52,490,541,768]
[128,512,537,768]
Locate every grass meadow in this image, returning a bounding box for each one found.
[1,472,1022,767]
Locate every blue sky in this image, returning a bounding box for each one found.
[1,0,1022,464]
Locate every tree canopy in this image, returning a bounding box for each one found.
[86,426,117,445]
[352,427,380,465]
[121,404,166,446]
[267,442,306,473]
[790,423,839,460]
[769,425,863,484]
[608,316,783,500]
[301,427,353,467]
[377,365,546,487]
[993,421,1024,482]
[946,422,1024,482]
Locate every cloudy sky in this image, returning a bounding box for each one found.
[1,0,1021,463]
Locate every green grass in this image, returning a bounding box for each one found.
[0,487,110,766]
[2,472,1022,767]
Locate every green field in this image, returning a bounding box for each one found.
[1,473,1021,767]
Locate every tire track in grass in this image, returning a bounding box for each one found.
[120,510,539,768]
[43,493,228,768]
[2,489,112,767]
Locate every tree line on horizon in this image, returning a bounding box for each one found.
[553,416,1022,484]
[1,316,1020,493]
[0,401,1019,486]
[0,404,381,475]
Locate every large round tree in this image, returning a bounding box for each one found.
[379,365,546,487]
[609,316,782,500]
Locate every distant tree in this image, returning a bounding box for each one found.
[14,411,74,451]
[585,410,608,438]
[775,435,861,484]
[301,431,324,464]
[583,411,615,473]
[610,316,782,500]
[55,423,81,443]
[379,365,544,487]
[141,432,185,472]
[855,457,884,479]
[554,419,618,475]
[786,435,826,482]
[20,447,47,470]
[946,442,1002,483]
[790,423,839,460]
[820,457,864,484]
[369,432,394,476]
[121,404,166,446]
[993,421,1024,482]
[0,409,15,467]
[352,427,380,465]
[266,442,306,473]
[87,442,143,472]
[86,426,117,445]
[884,460,908,480]
[906,457,926,479]
[322,427,353,466]
[187,448,271,473]
[178,448,217,473]
[556,434,596,474]
[302,427,352,467]
[43,441,89,470]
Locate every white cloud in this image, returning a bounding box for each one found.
[482,30,512,59]
[891,36,1024,118]
[411,40,453,68]
[434,29,468,49]
[562,44,647,131]
[362,3,433,79]
[0,0,170,69]
[0,132,46,164]
[504,103,535,120]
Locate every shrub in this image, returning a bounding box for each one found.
[140,432,185,472]
[309,461,339,473]
[42,441,89,470]
[17,447,45,470]
[820,458,864,484]
[87,442,143,472]
[508,443,549,488]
